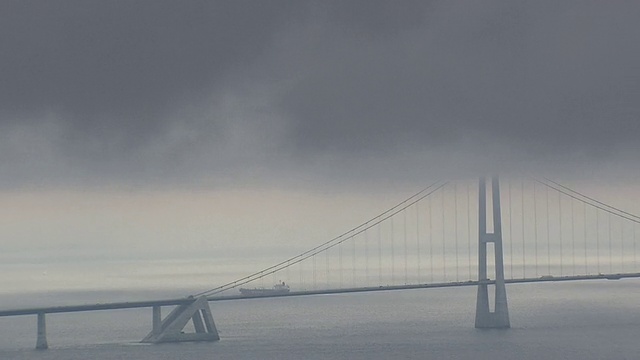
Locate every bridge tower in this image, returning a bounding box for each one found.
[475,176,510,328]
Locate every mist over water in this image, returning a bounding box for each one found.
[2,178,638,298]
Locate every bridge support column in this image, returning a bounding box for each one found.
[142,296,219,343]
[36,312,48,350]
[152,306,161,335]
[475,176,510,328]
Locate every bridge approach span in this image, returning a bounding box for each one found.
[1,272,638,317]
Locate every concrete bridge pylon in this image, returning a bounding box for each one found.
[475,176,510,328]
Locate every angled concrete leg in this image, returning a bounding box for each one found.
[192,311,206,333]
[201,308,219,336]
[142,296,220,343]
[36,312,48,350]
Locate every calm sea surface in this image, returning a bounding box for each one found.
[0,280,638,359]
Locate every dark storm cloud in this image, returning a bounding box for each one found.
[0,0,300,131]
[276,1,640,160]
[1,1,640,188]
[0,0,305,187]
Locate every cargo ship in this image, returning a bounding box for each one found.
[239,281,290,296]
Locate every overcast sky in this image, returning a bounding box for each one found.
[2,1,640,294]
[1,0,640,191]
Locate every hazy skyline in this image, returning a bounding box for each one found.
[2,1,640,293]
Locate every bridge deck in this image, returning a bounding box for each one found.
[1,273,638,317]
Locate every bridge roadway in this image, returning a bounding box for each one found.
[1,272,639,317]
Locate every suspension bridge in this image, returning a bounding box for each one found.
[1,176,639,349]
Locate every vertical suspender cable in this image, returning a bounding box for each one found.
[391,217,395,285]
[522,180,526,278]
[468,183,472,280]
[620,220,624,273]
[454,183,459,282]
[300,257,304,289]
[584,202,588,274]
[596,210,600,274]
[416,203,421,282]
[404,209,408,284]
[571,198,575,276]
[429,196,434,282]
[634,224,637,272]
[365,228,369,285]
[378,222,382,285]
[534,181,539,276]
[339,240,343,288]
[559,191,563,276]
[352,235,356,288]
[608,213,612,273]
[546,185,551,275]
[442,187,446,281]
[508,179,513,278]
[326,247,330,288]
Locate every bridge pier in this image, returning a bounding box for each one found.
[475,177,510,328]
[152,305,161,334]
[142,296,219,343]
[36,312,48,350]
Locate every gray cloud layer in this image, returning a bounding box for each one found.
[1,1,640,189]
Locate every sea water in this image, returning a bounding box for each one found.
[0,280,638,360]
